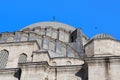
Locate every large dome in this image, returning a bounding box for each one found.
[21,21,75,31]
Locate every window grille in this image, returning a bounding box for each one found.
[0,50,9,69]
[18,53,27,63]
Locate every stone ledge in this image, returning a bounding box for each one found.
[50,65,82,73]
[50,65,82,68]
[85,56,120,63]
[85,38,120,47]
[0,68,20,74]
[18,61,49,68]
[33,50,82,60]
[33,50,48,53]
[0,40,38,45]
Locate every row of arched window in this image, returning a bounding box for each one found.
[0,49,72,69]
[0,49,27,69]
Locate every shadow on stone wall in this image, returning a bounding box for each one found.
[75,63,88,80]
[14,68,22,80]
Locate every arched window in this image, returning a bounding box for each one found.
[66,61,72,65]
[18,53,27,63]
[0,49,9,69]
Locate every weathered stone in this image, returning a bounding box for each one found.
[0,21,119,80]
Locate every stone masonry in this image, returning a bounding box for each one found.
[0,21,119,80]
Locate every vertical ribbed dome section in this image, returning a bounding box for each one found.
[92,33,114,39]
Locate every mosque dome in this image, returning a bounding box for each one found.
[92,33,114,39]
[21,21,75,32]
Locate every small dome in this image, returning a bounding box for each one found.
[92,33,114,39]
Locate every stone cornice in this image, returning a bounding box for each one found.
[32,50,51,59]
[50,65,82,73]
[0,40,40,49]
[0,68,20,74]
[84,56,120,63]
[18,61,49,68]
[32,50,83,60]
[85,38,120,47]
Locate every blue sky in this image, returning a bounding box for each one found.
[0,0,120,39]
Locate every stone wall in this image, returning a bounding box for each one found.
[32,50,84,66]
[22,27,70,43]
[0,41,39,68]
[82,35,89,46]
[85,40,94,57]
[18,62,83,80]
[0,39,84,76]
[0,31,79,58]
[0,68,20,80]
[19,62,48,80]
[85,56,120,80]
[94,39,120,56]
[85,39,120,57]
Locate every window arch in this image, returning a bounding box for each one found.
[18,53,27,63]
[0,49,9,69]
[66,61,72,65]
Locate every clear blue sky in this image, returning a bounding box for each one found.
[0,0,120,39]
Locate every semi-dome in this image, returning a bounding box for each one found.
[92,33,114,39]
[21,21,75,31]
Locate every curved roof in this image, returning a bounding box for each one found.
[92,33,114,39]
[21,21,75,31]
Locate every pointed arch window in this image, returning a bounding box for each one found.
[0,49,9,69]
[18,53,27,63]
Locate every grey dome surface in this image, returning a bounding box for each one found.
[21,21,75,31]
[92,33,114,39]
